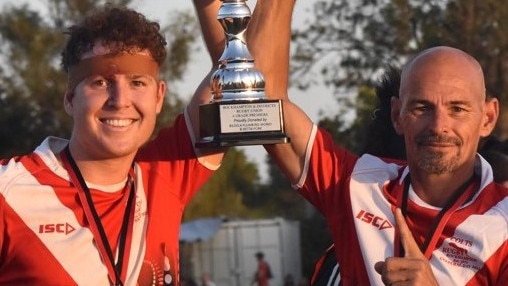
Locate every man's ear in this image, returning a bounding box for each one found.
[63,90,74,116]
[155,80,166,114]
[391,96,404,135]
[480,97,499,137]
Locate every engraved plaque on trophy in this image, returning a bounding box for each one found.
[196,0,290,147]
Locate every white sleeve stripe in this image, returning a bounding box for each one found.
[292,124,318,189]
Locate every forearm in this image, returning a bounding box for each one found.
[192,0,224,65]
[247,0,313,183]
[265,100,313,184]
[247,0,295,99]
[189,0,227,161]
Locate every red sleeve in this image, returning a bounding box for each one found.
[136,114,214,205]
[299,127,359,215]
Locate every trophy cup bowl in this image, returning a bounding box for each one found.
[196,0,290,147]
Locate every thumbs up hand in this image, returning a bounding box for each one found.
[374,208,439,285]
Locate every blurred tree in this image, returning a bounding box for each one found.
[317,86,378,155]
[0,4,69,157]
[260,156,332,277]
[292,0,508,139]
[249,157,308,219]
[183,147,261,221]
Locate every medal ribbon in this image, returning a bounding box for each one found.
[395,173,477,259]
[61,145,135,286]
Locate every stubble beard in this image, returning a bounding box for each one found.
[417,150,460,175]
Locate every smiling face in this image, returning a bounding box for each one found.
[64,43,166,161]
[392,47,498,176]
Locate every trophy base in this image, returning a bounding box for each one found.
[196,99,290,148]
[196,132,290,148]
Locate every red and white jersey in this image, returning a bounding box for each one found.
[0,112,216,286]
[297,126,508,286]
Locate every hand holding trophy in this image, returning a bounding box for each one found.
[196,0,290,147]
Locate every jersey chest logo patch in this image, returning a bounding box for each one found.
[439,237,480,271]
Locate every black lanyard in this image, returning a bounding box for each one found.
[396,173,477,258]
[61,145,135,286]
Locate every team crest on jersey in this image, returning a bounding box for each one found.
[439,237,481,271]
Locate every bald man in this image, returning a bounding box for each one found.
[252,7,506,280]
[264,42,506,284]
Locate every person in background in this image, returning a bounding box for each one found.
[239,1,508,285]
[363,65,406,160]
[181,277,198,286]
[479,135,508,187]
[253,251,272,286]
[200,272,217,286]
[0,4,226,285]
[283,273,296,286]
[298,277,310,286]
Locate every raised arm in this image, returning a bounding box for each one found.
[192,0,224,65]
[189,0,227,164]
[248,0,314,184]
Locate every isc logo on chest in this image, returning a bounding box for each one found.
[38,223,76,235]
[356,210,393,230]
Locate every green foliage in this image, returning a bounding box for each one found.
[315,85,376,155]
[183,147,261,221]
[299,211,332,278]
[249,159,308,219]
[0,4,69,157]
[154,9,200,134]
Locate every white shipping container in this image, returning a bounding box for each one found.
[183,217,301,286]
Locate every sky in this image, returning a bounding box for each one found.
[0,0,338,181]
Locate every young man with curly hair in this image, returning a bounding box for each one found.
[0,4,225,285]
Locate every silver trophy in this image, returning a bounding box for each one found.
[196,0,289,147]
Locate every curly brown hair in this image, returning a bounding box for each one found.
[61,5,167,72]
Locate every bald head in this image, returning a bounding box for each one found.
[400,46,486,101]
